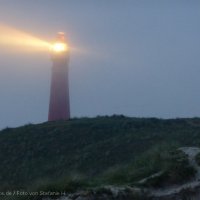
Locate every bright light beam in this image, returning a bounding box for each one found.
[0,24,51,52]
[0,24,90,58]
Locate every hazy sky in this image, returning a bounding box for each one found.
[0,0,200,129]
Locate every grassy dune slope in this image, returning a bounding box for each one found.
[0,116,200,192]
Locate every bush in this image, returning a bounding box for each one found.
[141,149,196,188]
[99,143,179,186]
[195,153,200,166]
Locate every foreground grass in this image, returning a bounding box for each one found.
[0,116,200,196]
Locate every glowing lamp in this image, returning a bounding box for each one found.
[51,42,68,53]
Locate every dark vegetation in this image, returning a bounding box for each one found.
[195,152,200,166]
[138,149,196,188]
[0,116,200,197]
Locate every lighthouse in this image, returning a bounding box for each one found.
[48,32,70,121]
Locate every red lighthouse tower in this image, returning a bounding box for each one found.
[48,32,70,121]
